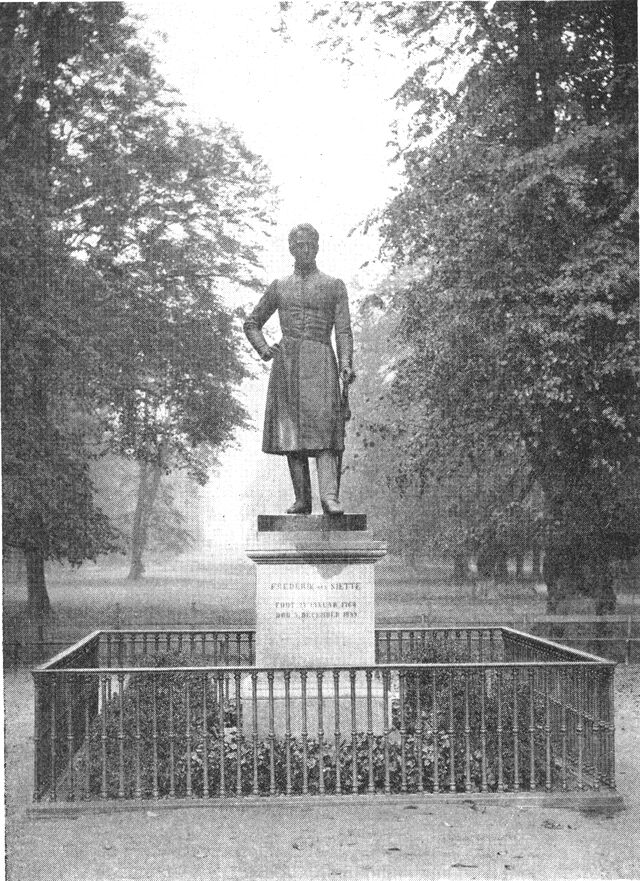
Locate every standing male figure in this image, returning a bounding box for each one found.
[244,224,355,514]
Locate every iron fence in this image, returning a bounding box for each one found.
[31,627,618,807]
[8,613,640,667]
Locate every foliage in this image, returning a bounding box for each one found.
[1,4,129,610]
[83,646,548,798]
[1,4,274,599]
[92,455,195,556]
[305,1,640,609]
[2,416,120,567]
[345,301,544,576]
[56,42,272,475]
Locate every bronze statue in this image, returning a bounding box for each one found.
[244,224,355,514]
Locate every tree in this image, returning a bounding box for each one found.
[1,3,127,614]
[93,454,196,559]
[304,1,640,612]
[344,296,543,583]
[51,26,273,578]
[1,3,274,610]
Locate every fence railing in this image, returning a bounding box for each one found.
[527,615,640,665]
[31,627,617,806]
[8,613,640,667]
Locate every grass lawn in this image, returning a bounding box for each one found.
[4,552,637,666]
[4,552,548,638]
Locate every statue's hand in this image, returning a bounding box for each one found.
[341,366,356,385]
[261,344,279,361]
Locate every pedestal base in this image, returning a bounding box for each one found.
[247,515,386,669]
[244,515,389,735]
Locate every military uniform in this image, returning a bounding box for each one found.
[244,267,353,455]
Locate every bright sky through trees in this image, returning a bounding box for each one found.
[130,1,408,549]
[133,1,406,285]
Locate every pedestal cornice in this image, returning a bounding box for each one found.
[246,543,387,564]
[247,513,386,564]
[257,514,367,532]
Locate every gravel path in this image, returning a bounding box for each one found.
[5,668,640,881]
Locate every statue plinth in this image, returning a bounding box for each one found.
[243,514,389,734]
[257,513,368,532]
[247,514,385,667]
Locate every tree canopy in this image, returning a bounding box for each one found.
[308,1,639,610]
[1,3,126,612]
[1,3,274,607]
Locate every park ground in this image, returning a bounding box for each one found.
[4,557,640,880]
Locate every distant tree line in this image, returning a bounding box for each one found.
[1,3,273,614]
[309,1,639,612]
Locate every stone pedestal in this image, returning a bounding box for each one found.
[242,514,388,735]
[240,670,390,738]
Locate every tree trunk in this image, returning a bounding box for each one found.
[542,536,614,619]
[453,551,468,583]
[514,552,525,581]
[128,458,163,580]
[535,2,562,143]
[531,541,542,580]
[515,3,562,149]
[25,544,50,618]
[542,541,572,615]
[476,546,493,579]
[590,555,616,616]
[515,3,538,149]
[128,463,149,580]
[187,479,203,544]
[611,0,638,121]
[494,552,509,584]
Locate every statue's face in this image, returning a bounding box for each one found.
[289,230,319,268]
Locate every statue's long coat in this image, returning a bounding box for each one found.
[244,268,353,454]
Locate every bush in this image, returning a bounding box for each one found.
[83,648,550,798]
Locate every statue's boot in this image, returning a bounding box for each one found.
[286,453,312,514]
[316,450,344,515]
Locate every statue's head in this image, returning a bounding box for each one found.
[289,223,319,269]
